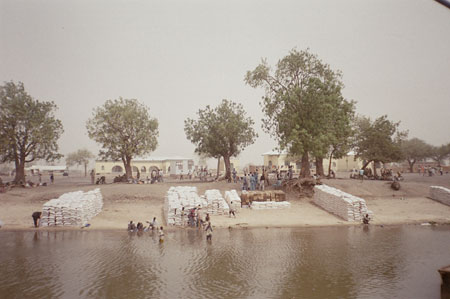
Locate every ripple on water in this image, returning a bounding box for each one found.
[1,226,450,299]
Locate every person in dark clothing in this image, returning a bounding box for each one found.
[362,214,370,225]
[32,211,42,227]
[128,221,136,231]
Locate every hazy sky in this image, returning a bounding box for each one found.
[1,0,449,166]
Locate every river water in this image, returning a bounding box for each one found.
[0,225,449,299]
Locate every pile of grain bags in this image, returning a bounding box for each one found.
[430,186,450,206]
[40,189,103,227]
[164,186,206,226]
[240,190,286,205]
[224,190,241,210]
[314,184,372,222]
[204,189,230,215]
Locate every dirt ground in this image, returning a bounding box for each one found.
[1,172,450,230]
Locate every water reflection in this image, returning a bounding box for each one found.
[0,226,449,299]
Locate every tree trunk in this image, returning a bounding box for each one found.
[216,156,221,179]
[84,162,88,177]
[407,159,415,173]
[328,150,334,177]
[123,156,132,179]
[373,161,377,177]
[223,155,231,181]
[300,152,310,178]
[362,160,372,170]
[14,161,26,183]
[315,157,324,177]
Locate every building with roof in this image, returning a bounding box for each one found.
[262,150,363,173]
[262,150,301,172]
[26,165,67,173]
[95,156,194,176]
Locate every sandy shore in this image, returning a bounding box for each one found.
[1,172,450,231]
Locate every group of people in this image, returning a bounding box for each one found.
[419,165,444,176]
[127,213,215,242]
[241,171,265,191]
[149,169,164,183]
[175,168,211,181]
[184,206,223,241]
[196,167,210,181]
[128,217,165,241]
[185,206,208,227]
[239,166,297,190]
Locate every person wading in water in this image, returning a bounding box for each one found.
[205,221,213,242]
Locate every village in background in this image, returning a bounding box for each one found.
[1,150,449,182]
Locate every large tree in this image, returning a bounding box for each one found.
[245,48,353,178]
[185,99,257,180]
[0,81,64,183]
[401,138,432,172]
[429,143,450,167]
[86,98,158,179]
[353,115,406,176]
[324,100,355,176]
[66,149,95,177]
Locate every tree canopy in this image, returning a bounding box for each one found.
[401,138,432,172]
[245,48,354,177]
[185,99,257,180]
[86,98,158,179]
[66,149,95,176]
[0,81,64,183]
[353,115,406,174]
[429,143,450,167]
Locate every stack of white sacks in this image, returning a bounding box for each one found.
[251,201,291,210]
[164,187,234,226]
[40,189,103,226]
[204,189,230,216]
[224,190,241,210]
[430,186,450,206]
[164,186,207,226]
[314,184,373,222]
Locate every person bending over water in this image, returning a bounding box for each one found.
[32,211,42,228]
[128,221,136,231]
[362,214,370,225]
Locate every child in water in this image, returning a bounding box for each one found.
[159,226,164,242]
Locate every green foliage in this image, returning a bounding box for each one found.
[429,143,450,166]
[245,48,354,177]
[353,115,407,168]
[185,99,257,178]
[86,98,158,178]
[0,81,64,182]
[66,149,95,176]
[401,138,432,171]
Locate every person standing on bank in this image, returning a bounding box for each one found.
[259,172,265,191]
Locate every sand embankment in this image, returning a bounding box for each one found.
[1,173,450,231]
